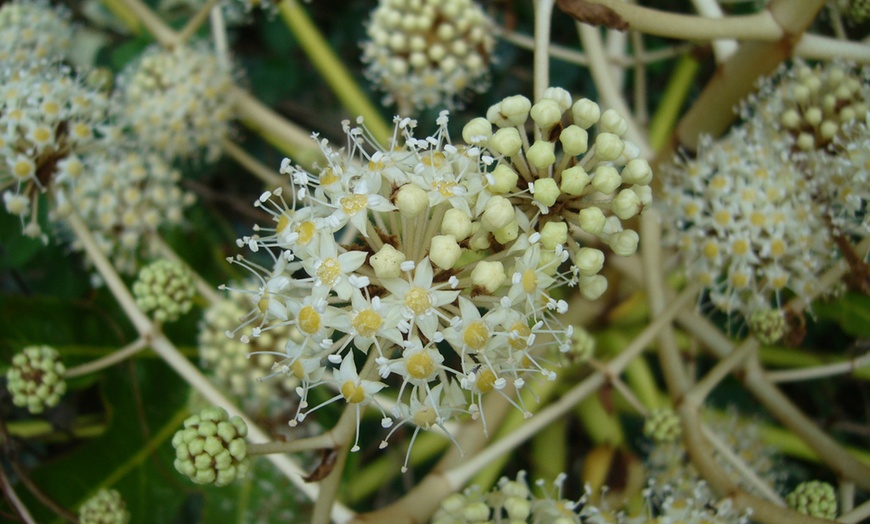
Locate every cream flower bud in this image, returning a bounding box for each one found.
[504,497,531,520]
[493,220,518,244]
[462,117,492,145]
[530,99,563,130]
[395,183,428,217]
[471,260,506,292]
[370,244,406,278]
[469,222,491,250]
[572,98,600,128]
[574,247,604,276]
[594,133,625,161]
[591,166,622,194]
[612,188,642,220]
[533,177,560,207]
[600,108,628,136]
[441,208,472,240]
[499,95,532,126]
[621,158,652,185]
[463,503,490,521]
[559,125,588,156]
[541,87,572,112]
[490,127,523,156]
[560,165,590,196]
[632,185,653,207]
[540,220,568,249]
[782,109,801,129]
[610,229,639,256]
[482,195,515,231]
[579,207,606,235]
[579,274,608,300]
[429,235,462,269]
[527,140,556,168]
[489,164,518,194]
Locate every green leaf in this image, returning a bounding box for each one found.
[814,292,870,339]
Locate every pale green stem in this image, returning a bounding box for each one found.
[689,0,739,60]
[571,0,783,40]
[0,466,37,524]
[176,0,220,44]
[795,33,870,62]
[576,23,652,159]
[533,0,556,102]
[64,337,148,378]
[841,498,870,524]
[115,0,178,45]
[840,480,855,514]
[277,0,391,145]
[98,0,143,35]
[766,351,870,383]
[647,55,699,153]
[63,207,355,522]
[221,138,288,190]
[701,423,785,504]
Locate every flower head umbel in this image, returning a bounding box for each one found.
[133,259,197,323]
[0,65,110,239]
[114,42,235,162]
[230,109,589,456]
[62,152,195,275]
[361,0,495,111]
[6,345,66,414]
[786,480,837,520]
[0,0,73,65]
[172,406,249,487]
[78,489,130,524]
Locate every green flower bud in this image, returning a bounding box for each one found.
[6,345,66,414]
[172,406,249,487]
[787,481,837,520]
[133,259,196,323]
[644,407,682,443]
[79,489,130,524]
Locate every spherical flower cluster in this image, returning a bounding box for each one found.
[748,308,786,346]
[465,88,652,301]
[133,259,197,322]
[0,65,110,239]
[61,152,195,275]
[744,61,869,152]
[643,407,681,443]
[198,287,300,413]
[78,489,130,524]
[6,345,66,414]
[0,0,73,65]
[646,413,779,504]
[786,480,837,520]
[663,126,834,317]
[172,406,249,487]
[114,43,235,162]
[232,109,590,455]
[361,0,495,111]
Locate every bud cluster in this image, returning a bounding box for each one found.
[5,345,67,414]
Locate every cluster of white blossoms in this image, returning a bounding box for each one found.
[0,0,73,65]
[228,96,645,458]
[60,152,195,274]
[361,0,495,111]
[665,61,870,318]
[199,286,300,414]
[114,42,235,163]
[0,64,110,240]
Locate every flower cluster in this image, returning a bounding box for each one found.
[172,406,249,487]
[113,42,235,162]
[0,65,110,239]
[199,286,300,414]
[362,0,495,111]
[643,407,681,444]
[465,88,652,300]
[786,480,837,520]
[133,259,197,322]
[5,345,67,414]
[78,489,130,524]
[663,127,834,317]
[0,0,73,65]
[63,152,196,275]
[230,105,623,456]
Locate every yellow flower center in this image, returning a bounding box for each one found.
[713,209,732,227]
[406,351,436,380]
[32,126,51,144]
[341,381,366,403]
[320,168,339,186]
[709,175,728,191]
[433,180,457,197]
[295,221,316,245]
[732,239,750,256]
[297,305,321,335]
[405,287,431,316]
[509,322,532,350]
[291,360,305,379]
[422,151,445,167]
[476,369,497,393]
[702,240,719,260]
[749,211,766,227]
[341,194,368,215]
[317,257,341,286]
[770,274,788,290]
[463,321,489,350]
[769,238,786,258]
[521,268,538,294]
[352,309,383,338]
[12,159,33,179]
[257,294,270,313]
[412,406,437,429]
[730,271,750,289]
[276,213,290,234]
